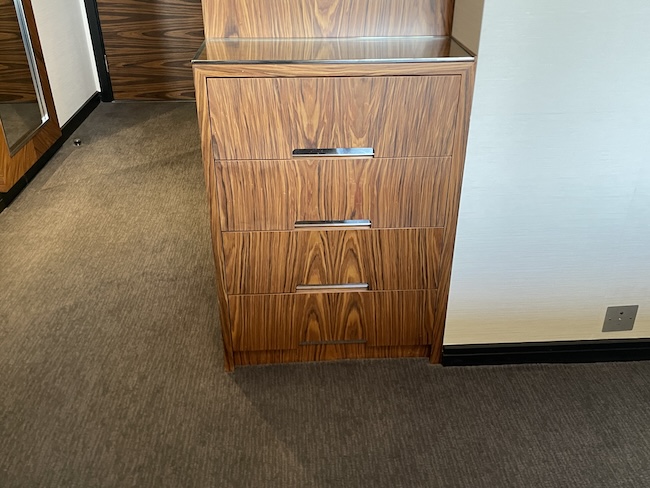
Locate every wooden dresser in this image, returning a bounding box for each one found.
[193,0,476,370]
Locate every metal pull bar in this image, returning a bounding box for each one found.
[292,148,374,158]
[296,283,370,292]
[295,219,371,229]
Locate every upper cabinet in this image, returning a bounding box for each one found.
[201,0,455,38]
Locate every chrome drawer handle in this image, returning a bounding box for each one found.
[295,219,371,229]
[296,283,370,292]
[292,148,374,158]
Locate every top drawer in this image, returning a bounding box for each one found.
[207,75,460,160]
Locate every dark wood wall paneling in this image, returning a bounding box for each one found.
[94,0,455,100]
[95,0,204,100]
[0,1,37,102]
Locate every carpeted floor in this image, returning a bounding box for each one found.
[1,102,650,488]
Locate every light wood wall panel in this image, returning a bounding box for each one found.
[202,0,454,38]
[96,0,204,100]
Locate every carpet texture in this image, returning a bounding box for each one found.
[1,102,650,488]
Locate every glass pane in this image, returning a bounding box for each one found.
[193,37,475,64]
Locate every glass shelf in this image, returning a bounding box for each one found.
[192,36,474,65]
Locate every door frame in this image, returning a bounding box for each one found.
[83,0,113,101]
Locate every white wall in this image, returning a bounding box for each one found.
[31,0,99,125]
[445,0,650,344]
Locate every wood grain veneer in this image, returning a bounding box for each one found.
[229,290,437,351]
[194,67,235,370]
[0,0,59,193]
[215,157,452,231]
[430,61,476,363]
[195,61,476,78]
[202,0,454,38]
[207,75,460,160]
[222,228,444,294]
[234,345,430,366]
[194,39,476,368]
[96,0,204,100]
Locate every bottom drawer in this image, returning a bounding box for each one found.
[228,290,436,352]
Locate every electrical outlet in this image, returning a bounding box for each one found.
[602,305,639,332]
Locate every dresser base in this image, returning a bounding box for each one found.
[194,58,476,370]
[234,345,430,367]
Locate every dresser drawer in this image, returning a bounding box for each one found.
[207,75,460,160]
[215,157,451,231]
[229,290,436,351]
[222,228,443,295]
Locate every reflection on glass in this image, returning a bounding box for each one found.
[194,37,475,64]
[0,0,48,154]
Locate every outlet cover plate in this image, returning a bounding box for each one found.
[603,305,639,332]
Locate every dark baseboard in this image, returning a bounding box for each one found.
[443,339,650,366]
[0,92,101,212]
[60,92,102,140]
